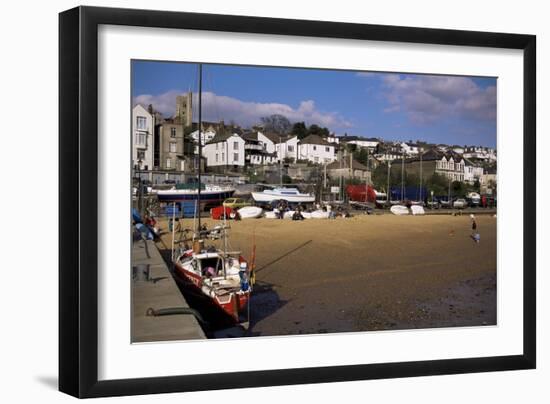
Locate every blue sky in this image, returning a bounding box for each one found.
[132,60,497,148]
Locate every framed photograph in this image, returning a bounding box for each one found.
[59,6,536,398]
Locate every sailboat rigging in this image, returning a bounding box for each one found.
[171,64,253,324]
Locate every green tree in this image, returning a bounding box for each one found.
[424,173,448,196]
[307,124,330,137]
[353,148,370,166]
[371,163,390,191]
[452,181,466,197]
[291,122,308,139]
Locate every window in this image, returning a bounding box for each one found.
[169,142,177,153]
[136,116,147,130]
[166,158,171,168]
[287,145,294,152]
[233,141,239,150]
[135,132,146,146]
[314,157,319,163]
[215,154,219,163]
[137,150,145,160]
[325,146,330,152]
[170,127,176,138]
[313,146,317,151]
[222,153,225,161]
[216,143,218,150]
[233,153,239,162]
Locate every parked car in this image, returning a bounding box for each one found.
[436,196,452,209]
[222,198,251,209]
[453,198,467,209]
[426,199,440,209]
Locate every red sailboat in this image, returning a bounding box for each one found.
[171,63,253,324]
[173,242,251,322]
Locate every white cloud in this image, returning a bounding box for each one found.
[133,91,352,129]
[359,73,496,125]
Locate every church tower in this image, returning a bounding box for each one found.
[175,91,193,127]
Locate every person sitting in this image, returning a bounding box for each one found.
[204,266,216,278]
[292,207,304,221]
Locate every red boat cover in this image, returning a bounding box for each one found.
[346,184,377,202]
[210,205,234,220]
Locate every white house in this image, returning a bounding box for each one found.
[257,131,278,154]
[342,136,379,150]
[257,132,299,162]
[203,133,246,167]
[463,159,484,184]
[374,142,403,162]
[203,132,277,168]
[190,127,217,147]
[435,154,465,182]
[242,133,278,165]
[401,142,421,155]
[297,134,336,164]
[276,136,299,162]
[326,134,340,144]
[463,146,497,162]
[452,146,465,154]
[132,104,155,173]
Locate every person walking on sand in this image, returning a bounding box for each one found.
[470,214,480,243]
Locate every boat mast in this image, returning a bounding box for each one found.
[197,64,202,232]
[419,148,423,202]
[401,150,405,202]
[279,135,283,186]
[387,161,391,205]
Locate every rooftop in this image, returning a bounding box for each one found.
[300,134,332,146]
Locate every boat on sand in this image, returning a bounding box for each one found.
[252,187,315,203]
[390,205,410,215]
[237,206,263,219]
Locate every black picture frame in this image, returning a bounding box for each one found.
[59,6,536,398]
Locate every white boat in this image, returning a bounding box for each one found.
[390,205,410,215]
[264,211,278,219]
[283,210,295,219]
[156,184,235,204]
[237,206,263,219]
[310,210,330,219]
[251,187,315,203]
[411,205,425,215]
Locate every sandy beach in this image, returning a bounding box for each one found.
[155,213,497,337]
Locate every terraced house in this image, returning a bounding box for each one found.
[394,149,467,182]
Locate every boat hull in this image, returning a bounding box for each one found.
[237,206,263,219]
[390,205,410,215]
[157,188,235,203]
[251,191,315,203]
[174,262,250,322]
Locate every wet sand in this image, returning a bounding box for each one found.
[155,213,496,336]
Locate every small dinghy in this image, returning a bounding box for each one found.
[411,205,425,215]
[310,210,330,219]
[264,211,278,219]
[283,210,295,219]
[390,205,410,216]
[238,206,263,219]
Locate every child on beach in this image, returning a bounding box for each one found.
[470,214,480,243]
